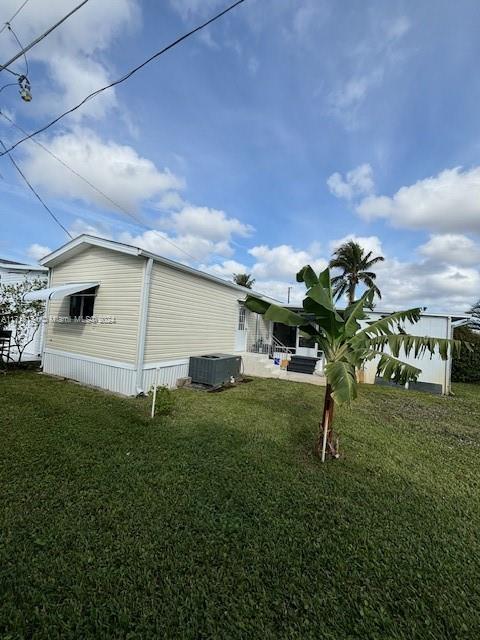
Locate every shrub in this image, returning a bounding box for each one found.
[452,326,480,383]
[150,385,175,416]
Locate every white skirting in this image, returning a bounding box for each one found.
[43,349,189,396]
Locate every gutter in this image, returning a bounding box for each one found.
[135,257,153,394]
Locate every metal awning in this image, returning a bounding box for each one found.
[24,282,99,301]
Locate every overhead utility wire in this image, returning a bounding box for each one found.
[0,0,89,75]
[0,138,72,238]
[0,0,31,36]
[0,0,246,157]
[0,111,201,263]
[6,23,29,76]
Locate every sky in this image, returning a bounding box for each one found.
[0,0,480,312]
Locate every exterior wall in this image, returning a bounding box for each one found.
[144,261,243,363]
[0,266,47,358]
[362,313,450,393]
[44,246,145,364]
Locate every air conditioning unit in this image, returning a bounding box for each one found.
[188,353,241,386]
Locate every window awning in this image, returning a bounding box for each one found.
[24,282,99,301]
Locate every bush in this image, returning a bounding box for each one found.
[452,326,480,383]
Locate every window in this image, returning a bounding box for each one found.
[238,306,246,331]
[69,287,97,319]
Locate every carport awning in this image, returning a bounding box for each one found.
[24,282,99,301]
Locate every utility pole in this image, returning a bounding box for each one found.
[287,287,292,304]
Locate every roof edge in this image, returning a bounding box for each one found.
[41,234,279,303]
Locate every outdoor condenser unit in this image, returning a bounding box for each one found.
[188,353,241,386]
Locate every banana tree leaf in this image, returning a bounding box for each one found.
[245,295,312,327]
[371,351,422,385]
[306,283,343,322]
[324,360,357,405]
[342,290,374,337]
[296,265,318,288]
[353,308,423,340]
[369,334,462,360]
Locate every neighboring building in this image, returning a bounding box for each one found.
[26,235,466,396]
[0,258,48,361]
[270,306,469,394]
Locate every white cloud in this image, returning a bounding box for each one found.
[418,234,480,266]
[327,164,375,200]
[329,234,384,258]
[118,229,234,263]
[159,205,253,243]
[198,259,249,280]
[357,166,480,233]
[21,129,183,213]
[69,218,113,240]
[0,0,139,122]
[26,243,51,262]
[168,0,222,20]
[249,244,326,280]
[155,192,186,212]
[328,16,410,127]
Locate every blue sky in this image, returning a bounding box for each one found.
[1,0,480,311]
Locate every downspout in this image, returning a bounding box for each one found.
[445,316,452,395]
[40,268,52,369]
[135,257,153,394]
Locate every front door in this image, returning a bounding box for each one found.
[296,329,317,358]
[235,305,248,352]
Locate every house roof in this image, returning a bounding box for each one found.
[283,304,470,321]
[40,234,278,302]
[0,258,48,272]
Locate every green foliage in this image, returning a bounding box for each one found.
[329,240,385,304]
[246,266,460,407]
[232,272,255,289]
[0,278,46,362]
[452,326,480,383]
[1,373,480,638]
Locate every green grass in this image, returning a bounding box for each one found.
[1,372,479,639]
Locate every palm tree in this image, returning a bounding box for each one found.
[329,240,384,305]
[233,273,255,289]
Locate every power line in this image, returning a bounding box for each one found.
[0,138,72,239]
[0,0,246,157]
[0,0,89,75]
[0,111,202,263]
[0,0,31,36]
[6,23,29,76]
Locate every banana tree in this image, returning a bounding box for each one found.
[245,266,462,462]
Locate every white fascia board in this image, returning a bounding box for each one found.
[40,234,142,266]
[40,234,280,303]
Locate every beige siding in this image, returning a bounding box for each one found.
[45,246,144,363]
[144,262,242,362]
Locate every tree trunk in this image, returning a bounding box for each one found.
[315,384,339,461]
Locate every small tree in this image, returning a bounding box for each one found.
[0,278,46,363]
[233,273,255,289]
[245,265,461,462]
[469,299,480,331]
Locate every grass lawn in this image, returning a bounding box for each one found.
[1,372,480,639]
